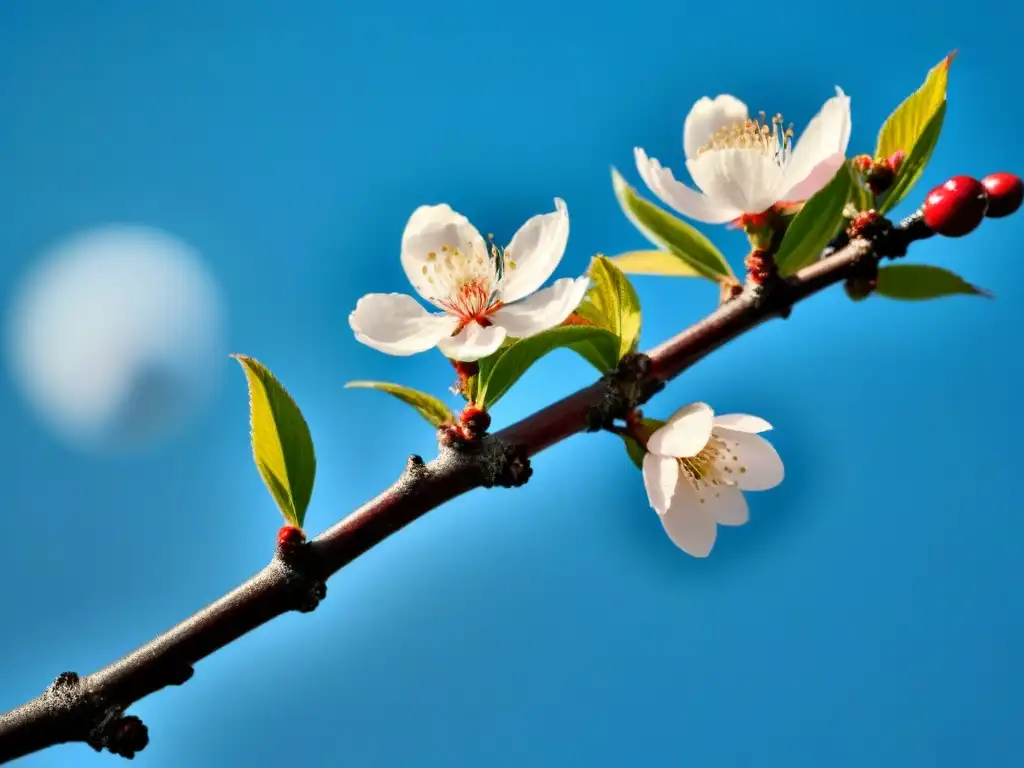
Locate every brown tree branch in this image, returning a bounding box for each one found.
[0,212,932,764]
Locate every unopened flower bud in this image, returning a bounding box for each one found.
[459,405,491,440]
[277,525,306,556]
[886,149,906,175]
[852,154,873,174]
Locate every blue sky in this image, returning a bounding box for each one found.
[2,1,1023,766]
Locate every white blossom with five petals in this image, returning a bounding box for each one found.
[349,199,589,362]
[634,88,852,225]
[642,402,784,557]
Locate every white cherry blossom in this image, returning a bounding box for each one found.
[349,199,589,362]
[634,88,851,224]
[641,402,784,557]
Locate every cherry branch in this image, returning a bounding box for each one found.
[0,211,932,764]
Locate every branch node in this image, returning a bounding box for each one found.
[403,454,427,480]
[43,672,149,760]
[274,538,328,614]
[440,435,532,489]
[87,712,149,760]
[585,353,664,432]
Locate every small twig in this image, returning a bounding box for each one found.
[0,212,935,764]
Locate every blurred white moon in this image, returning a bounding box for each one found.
[5,225,225,452]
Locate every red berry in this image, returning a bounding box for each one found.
[886,150,906,174]
[922,176,989,237]
[980,172,1023,218]
[277,525,306,552]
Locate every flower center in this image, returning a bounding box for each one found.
[697,111,795,168]
[677,434,746,501]
[421,241,507,323]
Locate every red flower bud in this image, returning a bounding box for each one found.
[886,150,906,174]
[458,405,491,440]
[277,525,306,554]
[922,176,989,237]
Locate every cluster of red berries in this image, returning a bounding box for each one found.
[439,404,492,446]
[854,151,906,195]
[921,172,1023,237]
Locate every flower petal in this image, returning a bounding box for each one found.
[499,198,570,304]
[634,148,743,224]
[437,322,507,362]
[660,481,717,557]
[683,94,749,159]
[712,428,784,491]
[707,484,749,526]
[782,87,852,198]
[350,293,460,356]
[489,276,589,338]
[713,413,773,433]
[687,149,786,215]
[782,152,846,202]
[401,204,488,304]
[647,402,714,458]
[643,453,679,516]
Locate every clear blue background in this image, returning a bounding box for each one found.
[2,1,1022,766]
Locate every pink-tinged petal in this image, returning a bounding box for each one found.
[632,148,742,224]
[350,293,460,356]
[643,453,679,516]
[783,152,846,202]
[712,428,784,491]
[708,485,749,526]
[683,94,749,159]
[712,413,773,433]
[489,276,589,338]
[660,481,717,557]
[687,149,786,214]
[401,204,487,304]
[647,402,714,458]
[782,87,852,196]
[437,322,507,362]
[499,198,570,304]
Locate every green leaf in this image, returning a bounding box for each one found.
[344,381,454,427]
[876,53,953,212]
[233,355,317,529]
[875,264,991,301]
[586,255,643,359]
[475,325,617,409]
[564,322,620,373]
[611,168,734,282]
[847,173,874,214]
[620,418,665,469]
[775,161,854,276]
[879,102,946,215]
[876,53,952,163]
[609,249,704,278]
